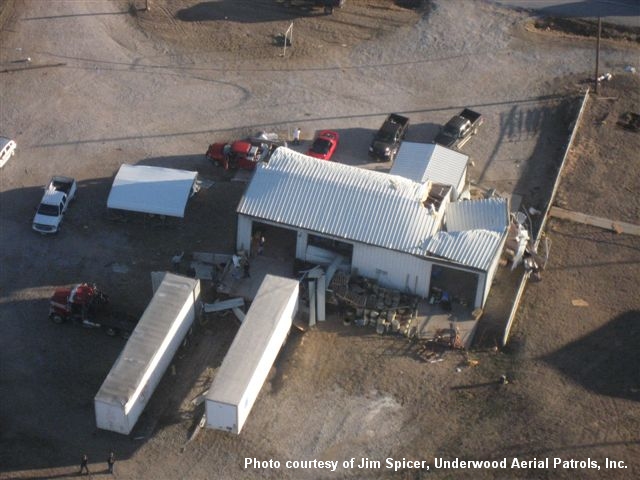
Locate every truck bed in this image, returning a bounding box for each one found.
[386,113,409,127]
[459,108,482,124]
[50,175,75,194]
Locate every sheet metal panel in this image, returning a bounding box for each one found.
[107,164,197,218]
[237,148,440,255]
[446,198,509,232]
[425,229,505,271]
[391,142,468,196]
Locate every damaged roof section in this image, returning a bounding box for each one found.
[424,198,510,270]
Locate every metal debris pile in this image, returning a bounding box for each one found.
[328,271,421,338]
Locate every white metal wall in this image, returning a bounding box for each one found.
[352,244,432,297]
[206,401,237,434]
[236,214,253,253]
[482,237,505,306]
[94,401,128,435]
[296,230,307,259]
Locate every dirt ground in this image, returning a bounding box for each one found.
[1,0,639,479]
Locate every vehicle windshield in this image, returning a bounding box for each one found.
[443,124,459,137]
[311,138,332,154]
[37,204,59,216]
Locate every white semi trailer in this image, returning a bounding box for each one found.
[206,275,299,434]
[94,273,200,435]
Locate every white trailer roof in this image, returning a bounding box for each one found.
[390,142,468,190]
[95,273,199,410]
[206,275,299,406]
[107,164,198,218]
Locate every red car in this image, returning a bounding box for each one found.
[307,130,339,161]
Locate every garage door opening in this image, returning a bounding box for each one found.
[251,222,297,260]
[429,265,478,309]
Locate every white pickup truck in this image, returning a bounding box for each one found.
[32,176,77,234]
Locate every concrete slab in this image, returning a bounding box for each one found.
[416,299,477,349]
[222,255,296,301]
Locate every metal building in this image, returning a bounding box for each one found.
[390,142,469,200]
[236,148,508,308]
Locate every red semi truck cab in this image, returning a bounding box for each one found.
[49,284,135,337]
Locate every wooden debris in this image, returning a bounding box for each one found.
[550,206,640,236]
[571,298,589,307]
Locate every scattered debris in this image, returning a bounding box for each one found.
[617,112,640,132]
[190,390,210,406]
[499,374,509,385]
[203,297,245,313]
[571,298,589,307]
[195,178,215,190]
[182,413,207,452]
[111,263,129,274]
[597,72,612,83]
[172,252,184,270]
[231,307,245,323]
[550,206,640,236]
[528,206,541,216]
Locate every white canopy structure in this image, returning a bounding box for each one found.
[107,164,198,218]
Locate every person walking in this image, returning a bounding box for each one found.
[80,454,90,475]
[107,451,115,474]
[293,127,301,145]
[243,258,251,279]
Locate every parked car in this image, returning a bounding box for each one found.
[0,137,17,169]
[307,130,339,160]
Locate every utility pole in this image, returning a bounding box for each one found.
[595,16,601,94]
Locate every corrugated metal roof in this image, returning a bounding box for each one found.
[95,273,199,408]
[446,198,509,232]
[390,142,468,189]
[237,148,441,253]
[425,229,505,271]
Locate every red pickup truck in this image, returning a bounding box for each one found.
[206,140,266,170]
[206,133,286,170]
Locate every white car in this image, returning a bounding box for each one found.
[0,137,17,168]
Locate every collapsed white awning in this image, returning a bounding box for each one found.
[107,164,198,218]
